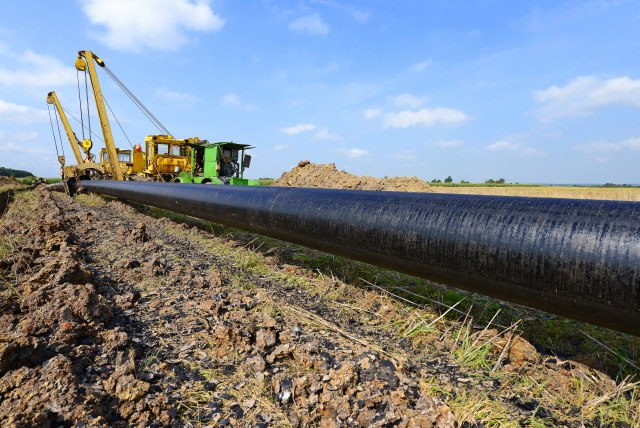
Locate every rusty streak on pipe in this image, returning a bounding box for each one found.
[76,180,640,336]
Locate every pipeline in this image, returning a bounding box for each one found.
[73,180,640,335]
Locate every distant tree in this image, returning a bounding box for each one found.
[485,178,495,184]
[496,178,506,184]
[460,180,469,184]
[444,176,453,183]
[0,166,34,178]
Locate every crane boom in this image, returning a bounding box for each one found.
[46,91,84,165]
[76,50,124,180]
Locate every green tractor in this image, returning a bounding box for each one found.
[174,141,260,186]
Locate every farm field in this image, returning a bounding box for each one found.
[430,185,640,201]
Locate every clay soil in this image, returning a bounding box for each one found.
[1,186,638,427]
[274,161,432,192]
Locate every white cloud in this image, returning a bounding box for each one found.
[155,87,196,108]
[309,1,369,23]
[391,150,416,162]
[383,108,468,129]
[410,60,431,73]
[80,0,224,52]
[314,61,339,73]
[433,140,463,148]
[219,93,256,111]
[14,131,39,141]
[0,50,75,88]
[273,144,290,151]
[0,100,48,124]
[535,76,640,121]
[0,140,48,155]
[334,148,369,158]
[350,10,370,23]
[313,128,341,141]
[289,14,330,36]
[486,140,545,156]
[575,138,640,153]
[281,123,316,135]
[364,108,382,119]
[389,93,426,108]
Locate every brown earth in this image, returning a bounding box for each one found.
[274,161,432,192]
[0,177,24,187]
[0,187,637,427]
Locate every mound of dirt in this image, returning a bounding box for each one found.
[0,177,23,187]
[274,161,432,192]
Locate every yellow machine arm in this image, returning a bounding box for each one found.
[75,50,124,181]
[46,91,93,164]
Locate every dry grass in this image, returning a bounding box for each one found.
[430,186,640,201]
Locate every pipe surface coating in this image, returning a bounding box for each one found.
[78,180,640,336]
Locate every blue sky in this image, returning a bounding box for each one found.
[1,0,639,183]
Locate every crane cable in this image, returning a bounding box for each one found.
[75,70,86,140]
[103,94,134,149]
[102,65,172,136]
[84,68,92,141]
[47,103,65,159]
[62,107,104,144]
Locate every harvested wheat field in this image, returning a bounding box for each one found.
[1,179,638,427]
[429,185,640,201]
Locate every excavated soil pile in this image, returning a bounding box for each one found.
[274,161,432,192]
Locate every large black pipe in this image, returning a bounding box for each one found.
[77,180,640,335]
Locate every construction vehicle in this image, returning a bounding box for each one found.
[141,135,194,182]
[174,141,259,185]
[46,91,107,189]
[50,50,258,193]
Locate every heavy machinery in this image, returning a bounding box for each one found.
[173,141,259,185]
[46,90,107,191]
[141,135,193,182]
[50,49,258,193]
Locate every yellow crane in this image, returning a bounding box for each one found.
[46,91,107,193]
[75,50,124,181]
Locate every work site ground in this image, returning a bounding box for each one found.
[0,185,638,427]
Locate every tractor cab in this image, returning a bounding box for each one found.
[143,135,197,181]
[176,141,259,186]
[99,145,145,177]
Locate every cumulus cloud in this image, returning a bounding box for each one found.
[0,100,48,124]
[486,140,545,156]
[155,87,196,108]
[289,14,330,36]
[313,128,341,141]
[432,140,463,148]
[364,108,382,119]
[334,148,369,158]
[219,93,256,111]
[0,140,48,155]
[575,138,640,153]
[0,50,75,88]
[80,0,224,52]
[410,60,431,73]
[389,93,425,108]
[383,108,468,129]
[281,123,316,135]
[391,149,416,162]
[535,76,640,121]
